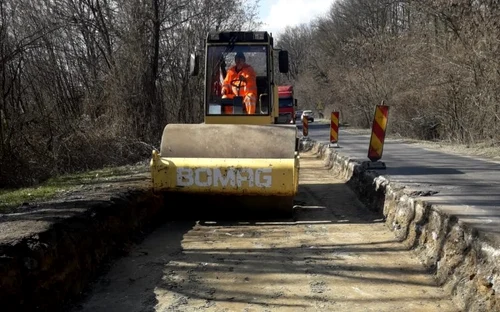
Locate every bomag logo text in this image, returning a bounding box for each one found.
[176,167,272,188]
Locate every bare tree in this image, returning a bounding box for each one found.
[281,0,500,143]
[0,0,262,188]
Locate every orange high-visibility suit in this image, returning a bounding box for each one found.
[221,63,257,114]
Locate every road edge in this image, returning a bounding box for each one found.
[304,140,499,312]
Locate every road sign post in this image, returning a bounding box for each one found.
[329,111,339,148]
[364,102,389,170]
[302,116,308,137]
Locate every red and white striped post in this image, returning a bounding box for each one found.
[329,111,339,147]
[302,116,309,137]
[364,101,389,169]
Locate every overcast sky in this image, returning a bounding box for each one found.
[257,0,334,38]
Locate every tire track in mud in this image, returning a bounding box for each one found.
[72,151,460,312]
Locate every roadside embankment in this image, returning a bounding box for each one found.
[302,140,499,312]
[0,172,166,312]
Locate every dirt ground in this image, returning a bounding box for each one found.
[71,151,459,312]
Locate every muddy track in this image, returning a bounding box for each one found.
[71,151,459,312]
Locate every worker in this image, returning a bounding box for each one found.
[221,52,257,114]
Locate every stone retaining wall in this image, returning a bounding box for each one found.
[307,141,500,312]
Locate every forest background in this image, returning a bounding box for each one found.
[1,0,498,188]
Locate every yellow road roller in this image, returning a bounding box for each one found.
[150,31,299,217]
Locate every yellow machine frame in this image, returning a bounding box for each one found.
[150,31,300,216]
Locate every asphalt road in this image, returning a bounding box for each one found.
[299,121,500,245]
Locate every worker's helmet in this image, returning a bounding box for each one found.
[235,51,245,61]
